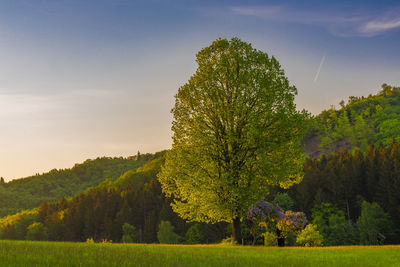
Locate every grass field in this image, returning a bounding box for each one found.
[0,241,399,267]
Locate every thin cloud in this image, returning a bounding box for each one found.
[230,5,400,37]
[359,17,400,36]
[231,6,282,16]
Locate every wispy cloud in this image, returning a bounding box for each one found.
[359,17,400,36]
[230,5,400,37]
[231,6,282,16]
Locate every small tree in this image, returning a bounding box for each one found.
[121,223,136,243]
[312,203,354,245]
[185,223,204,244]
[296,224,323,247]
[248,201,306,246]
[357,201,393,245]
[157,221,181,244]
[276,210,307,238]
[25,222,48,241]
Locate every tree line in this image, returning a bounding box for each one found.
[1,140,400,245]
[288,140,400,243]
[0,152,160,218]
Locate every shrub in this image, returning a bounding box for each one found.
[312,203,353,245]
[185,224,204,244]
[296,224,323,247]
[220,237,232,244]
[25,222,48,241]
[157,221,181,244]
[121,223,136,243]
[357,201,393,245]
[263,232,277,246]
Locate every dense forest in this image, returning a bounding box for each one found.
[1,142,399,245]
[1,85,400,246]
[305,84,400,157]
[0,154,226,244]
[0,152,161,217]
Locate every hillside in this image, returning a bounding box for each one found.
[2,84,400,245]
[304,84,400,157]
[0,153,227,243]
[0,152,164,217]
[3,141,400,245]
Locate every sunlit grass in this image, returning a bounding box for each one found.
[0,240,399,266]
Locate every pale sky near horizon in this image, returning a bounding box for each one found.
[1,0,400,181]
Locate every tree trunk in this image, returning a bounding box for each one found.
[346,199,351,224]
[232,217,242,244]
[249,220,256,245]
[276,229,285,247]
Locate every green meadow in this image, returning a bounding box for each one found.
[0,241,399,267]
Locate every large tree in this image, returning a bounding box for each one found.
[158,38,307,243]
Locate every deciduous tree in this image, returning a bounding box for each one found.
[158,38,307,243]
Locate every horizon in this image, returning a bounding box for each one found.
[1,0,400,180]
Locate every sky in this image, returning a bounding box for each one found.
[1,0,400,180]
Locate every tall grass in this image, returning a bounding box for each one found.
[0,241,399,266]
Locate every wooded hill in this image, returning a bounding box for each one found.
[1,84,400,245]
[0,152,163,218]
[305,84,400,157]
[0,152,227,244]
[2,141,400,245]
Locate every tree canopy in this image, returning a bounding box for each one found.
[158,37,307,243]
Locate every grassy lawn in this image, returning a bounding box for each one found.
[0,241,399,266]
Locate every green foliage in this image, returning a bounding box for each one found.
[0,154,159,218]
[157,221,181,244]
[263,232,277,246]
[0,210,38,240]
[272,193,294,210]
[113,155,165,189]
[185,224,204,244]
[292,141,400,243]
[312,203,354,245]
[308,84,400,154]
[357,201,393,245]
[121,223,136,243]
[25,222,48,241]
[1,154,227,244]
[158,37,307,244]
[296,224,323,247]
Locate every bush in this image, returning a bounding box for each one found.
[25,222,48,241]
[121,223,136,243]
[263,232,277,246]
[357,201,393,245]
[312,203,354,245]
[272,193,294,210]
[157,221,181,244]
[185,224,204,244]
[296,224,323,247]
[220,237,232,244]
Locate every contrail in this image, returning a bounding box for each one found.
[313,54,326,83]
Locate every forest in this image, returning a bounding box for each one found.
[1,83,400,246]
[1,138,400,246]
[0,152,160,217]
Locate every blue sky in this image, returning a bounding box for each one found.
[1,0,400,180]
